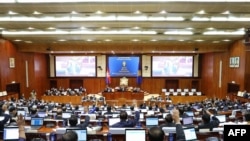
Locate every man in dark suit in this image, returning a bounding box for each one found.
[111,111,139,127]
[149,108,185,141]
[68,115,90,129]
[159,113,175,129]
[197,109,220,131]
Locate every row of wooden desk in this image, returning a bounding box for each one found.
[16,116,224,141]
[41,95,207,106]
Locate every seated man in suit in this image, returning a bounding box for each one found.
[119,84,127,92]
[166,95,172,102]
[104,85,112,92]
[68,115,90,129]
[157,96,163,101]
[103,106,113,115]
[159,113,175,129]
[150,96,156,101]
[149,108,185,141]
[111,110,139,127]
[197,109,220,131]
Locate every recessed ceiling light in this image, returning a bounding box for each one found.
[132,39,139,42]
[47,27,56,30]
[132,26,140,29]
[195,39,204,42]
[151,39,157,42]
[196,10,206,14]
[222,10,230,14]
[58,39,66,41]
[71,11,78,14]
[14,39,22,42]
[95,10,103,14]
[8,11,18,15]
[159,10,167,14]
[104,39,112,42]
[101,26,109,29]
[80,26,86,29]
[86,39,93,41]
[25,41,32,43]
[213,41,220,43]
[223,39,231,42]
[28,27,35,30]
[134,10,141,14]
[207,27,215,30]
[33,11,42,15]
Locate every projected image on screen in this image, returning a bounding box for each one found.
[152,56,193,77]
[55,56,96,77]
[108,56,139,77]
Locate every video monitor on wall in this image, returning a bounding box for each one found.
[152,56,193,77]
[108,56,140,77]
[55,56,96,77]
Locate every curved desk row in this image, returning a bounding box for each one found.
[41,95,207,106]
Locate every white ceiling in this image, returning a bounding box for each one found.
[0,1,249,54]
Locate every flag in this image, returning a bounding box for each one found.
[106,68,111,85]
[136,64,142,85]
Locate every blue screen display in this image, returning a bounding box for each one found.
[108,56,140,77]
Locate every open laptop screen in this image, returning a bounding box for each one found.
[146,117,158,126]
[182,117,193,125]
[108,118,120,126]
[4,127,19,140]
[17,110,26,116]
[183,128,197,141]
[216,115,226,123]
[185,111,194,117]
[31,117,44,126]
[37,111,46,118]
[62,112,72,119]
[66,129,87,141]
[125,129,146,141]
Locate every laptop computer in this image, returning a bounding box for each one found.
[62,112,72,119]
[108,118,120,126]
[37,111,46,118]
[30,117,44,130]
[182,116,194,128]
[125,129,146,141]
[183,128,197,141]
[4,127,19,141]
[216,115,226,123]
[146,117,158,128]
[66,129,87,141]
[185,111,194,117]
[17,110,26,116]
[140,113,144,119]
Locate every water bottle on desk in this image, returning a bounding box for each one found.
[98,119,102,126]
[49,132,57,141]
[168,133,174,141]
[136,121,141,128]
[107,132,112,141]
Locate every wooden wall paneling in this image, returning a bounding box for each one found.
[15,52,35,99]
[34,53,48,99]
[70,79,83,89]
[200,53,214,98]
[244,51,250,92]
[84,78,102,94]
[57,78,69,90]
[227,40,246,91]
[165,79,179,91]
[0,40,17,91]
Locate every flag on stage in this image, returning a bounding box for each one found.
[106,68,111,85]
[136,64,142,85]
